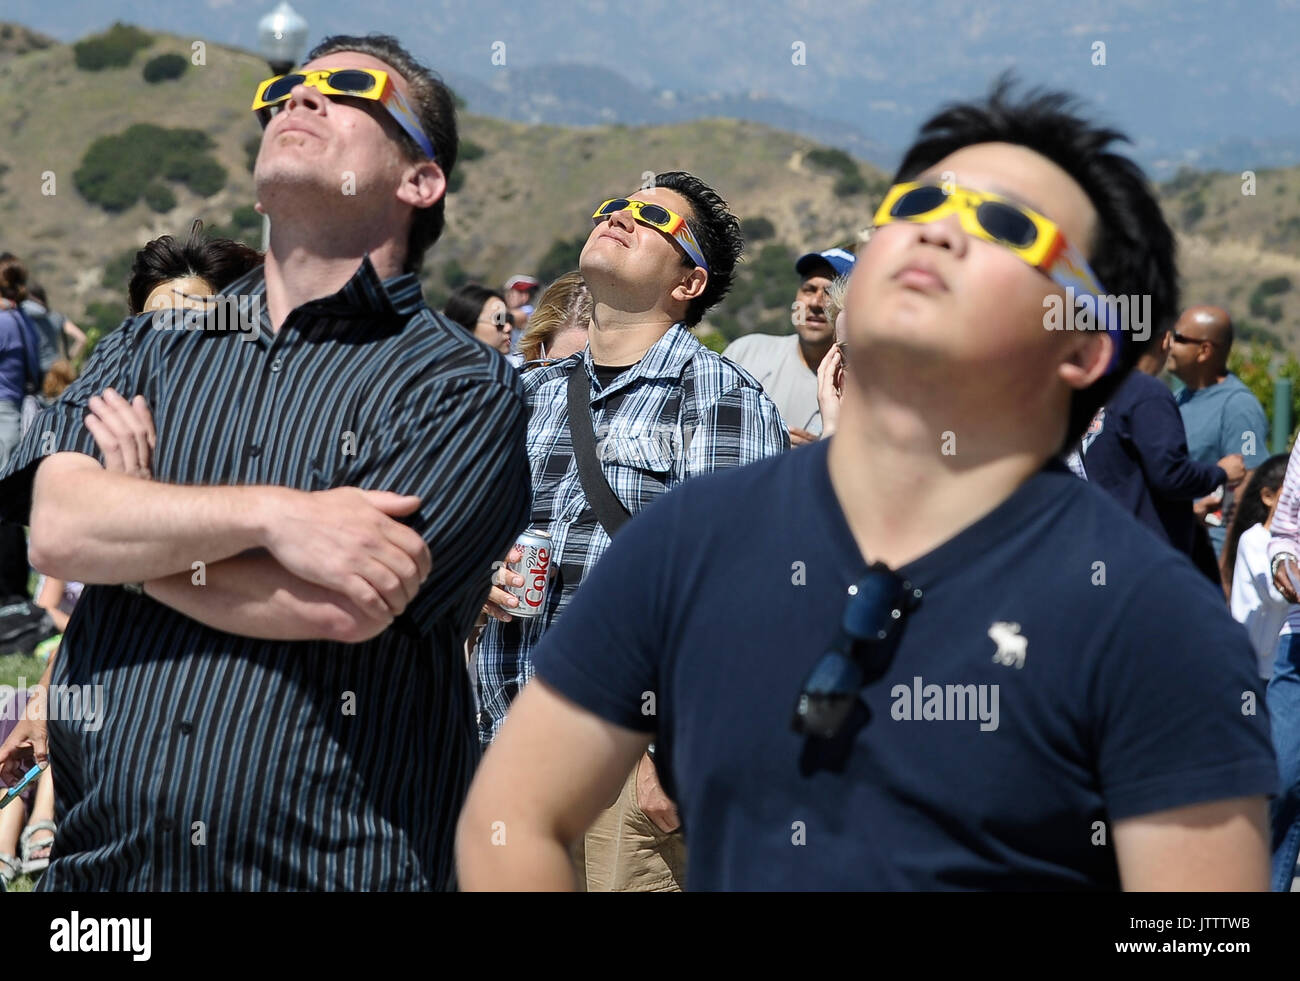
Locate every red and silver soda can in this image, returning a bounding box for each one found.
[506,528,552,619]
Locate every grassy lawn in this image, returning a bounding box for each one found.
[0,651,48,693]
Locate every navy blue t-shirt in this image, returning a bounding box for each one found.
[533,439,1275,890]
[1084,370,1223,563]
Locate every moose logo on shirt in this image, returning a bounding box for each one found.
[988,622,1028,669]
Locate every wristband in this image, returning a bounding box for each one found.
[1271,554,1296,580]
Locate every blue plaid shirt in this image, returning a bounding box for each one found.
[474,324,789,743]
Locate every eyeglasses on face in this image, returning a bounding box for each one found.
[251,67,437,160]
[1170,330,1217,346]
[873,180,1123,374]
[591,198,709,272]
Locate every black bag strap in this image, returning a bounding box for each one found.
[567,362,631,538]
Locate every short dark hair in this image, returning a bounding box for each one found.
[306,34,458,275]
[893,74,1179,450]
[128,220,264,315]
[0,254,29,304]
[444,283,504,333]
[652,171,743,327]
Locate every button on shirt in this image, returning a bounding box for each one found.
[474,324,788,744]
[0,258,531,890]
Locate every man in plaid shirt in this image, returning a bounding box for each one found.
[473,171,788,889]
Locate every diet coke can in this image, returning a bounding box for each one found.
[505,528,552,619]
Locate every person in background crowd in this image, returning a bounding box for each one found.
[459,79,1274,892]
[504,274,540,338]
[816,274,851,438]
[723,247,855,445]
[1225,454,1291,680]
[1264,437,1300,890]
[21,280,86,369]
[1082,318,1243,586]
[444,283,513,356]
[0,694,54,887]
[518,270,591,364]
[127,220,264,317]
[471,172,786,892]
[0,255,42,601]
[1168,305,1269,555]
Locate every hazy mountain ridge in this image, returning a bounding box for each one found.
[0,21,1297,355]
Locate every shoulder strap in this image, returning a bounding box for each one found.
[567,362,632,538]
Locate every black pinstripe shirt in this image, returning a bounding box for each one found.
[0,258,531,890]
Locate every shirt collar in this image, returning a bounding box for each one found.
[579,323,702,395]
[223,253,426,326]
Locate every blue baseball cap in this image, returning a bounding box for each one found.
[795,247,856,279]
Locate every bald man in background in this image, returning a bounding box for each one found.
[1168,305,1270,554]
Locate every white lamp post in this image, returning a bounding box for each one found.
[255,3,309,248]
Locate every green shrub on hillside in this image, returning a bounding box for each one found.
[741,216,776,242]
[142,53,188,83]
[805,146,857,176]
[142,181,176,213]
[460,140,486,162]
[75,124,226,212]
[73,22,152,71]
[101,248,138,290]
[208,204,264,245]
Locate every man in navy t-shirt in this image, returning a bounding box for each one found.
[456,82,1276,890]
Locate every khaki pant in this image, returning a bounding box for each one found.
[573,764,686,891]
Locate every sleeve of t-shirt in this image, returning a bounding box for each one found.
[1089,553,1277,821]
[1220,390,1271,468]
[1127,391,1224,499]
[532,485,681,732]
[339,361,531,641]
[0,317,141,524]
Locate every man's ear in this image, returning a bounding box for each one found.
[396,160,446,210]
[1058,331,1113,391]
[671,267,708,305]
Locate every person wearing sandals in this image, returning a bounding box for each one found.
[0,688,53,888]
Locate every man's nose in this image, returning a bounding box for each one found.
[914,213,967,257]
[608,208,637,233]
[286,81,327,114]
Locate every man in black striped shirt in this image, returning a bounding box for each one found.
[0,35,530,890]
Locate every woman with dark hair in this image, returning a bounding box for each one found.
[1227,454,1293,680]
[128,219,264,316]
[444,283,512,356]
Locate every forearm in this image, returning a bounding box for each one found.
[456,821,581,891]
[143,550,377,643]
[29,454,285,584]
[1147,457,1224,500]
